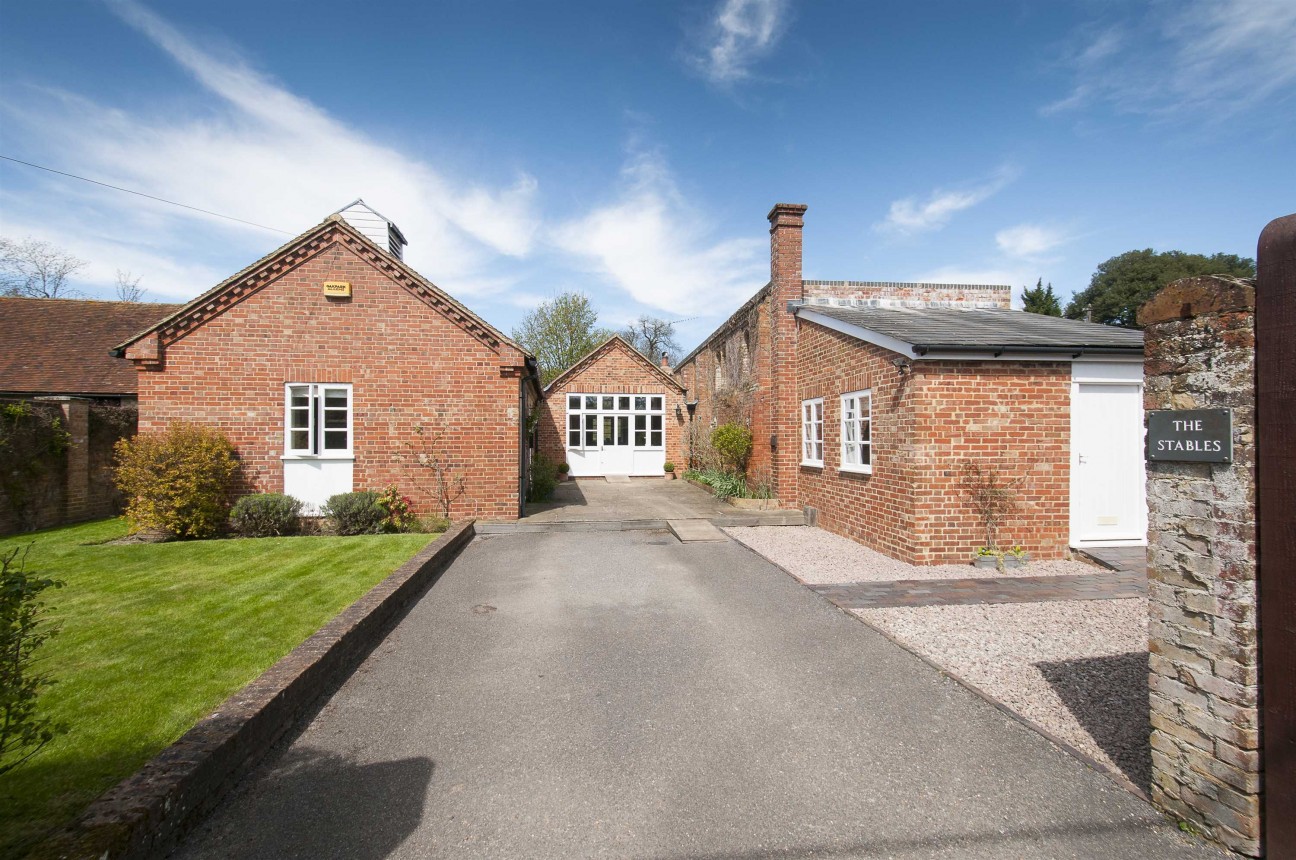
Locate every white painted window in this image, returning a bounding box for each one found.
[285,384,352,457]
[840,389,872,473]
[801,398,824,466]
[566,393,664,450]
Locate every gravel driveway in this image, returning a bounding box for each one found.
[726,525,1154,795]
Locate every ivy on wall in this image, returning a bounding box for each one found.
[0,402,71,532]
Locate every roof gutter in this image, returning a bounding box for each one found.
[911,343,1143,359]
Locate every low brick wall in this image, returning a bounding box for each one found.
[31,521,476,860]
[1140,276,1260,856]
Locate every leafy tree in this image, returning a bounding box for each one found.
[1065,249,1255,328]
[0,545,65,776]
[0,237,85,299]
[511,292,614,385]
[621,315,681,366]
[1021,278,1062,316]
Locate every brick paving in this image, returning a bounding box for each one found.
[811,570,1147,609]
[1076,546,1148,575]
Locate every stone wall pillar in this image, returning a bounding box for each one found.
[1140,275,1260,856]
[58,399,92,524]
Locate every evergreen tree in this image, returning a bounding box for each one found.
[1065,249,1254,328]
[1021,279,1062,316]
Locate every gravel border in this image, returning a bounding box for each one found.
[724,525,1100,583]
[854,599,1152,794]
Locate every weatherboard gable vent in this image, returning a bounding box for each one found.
[334,199,408,260]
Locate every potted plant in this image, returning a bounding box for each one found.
[557,462,570,482]
[663,462,676,480]
[972,546,1001,570]
[1002,545,1031,568]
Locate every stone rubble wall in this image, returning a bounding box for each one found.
[1140,275,1260,856]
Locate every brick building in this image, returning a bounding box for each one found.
[536,335,687,476]
[115,202,540,520]
[671,204,1146,564]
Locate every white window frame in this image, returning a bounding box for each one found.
[840,389,872,474]
[284,383,353,459]
[566,392,666,452]
[801,398,824,467]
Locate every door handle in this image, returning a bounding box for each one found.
[1078,455,1087,465]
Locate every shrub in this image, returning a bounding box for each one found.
[557,462,570,475]
[229,493,303,537]
[683,467,750,500]
[0,546,65,776]
[529,453,558,502]
[663,462,675,473]
[321,491,387,536]
[710,423,753,473]
[376,485,417,532]
[113,423,239,539]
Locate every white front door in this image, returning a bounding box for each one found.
[1070,363,1147,547]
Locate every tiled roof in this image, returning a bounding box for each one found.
[799,305,1144,354]
[0,298,182,396]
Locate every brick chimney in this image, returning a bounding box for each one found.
[768,203,807,505]
[660,351,670,370]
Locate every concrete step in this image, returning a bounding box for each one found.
[667,519,729,542]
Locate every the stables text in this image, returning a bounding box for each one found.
[1147,409,1233,463]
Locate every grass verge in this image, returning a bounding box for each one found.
[0,518,435,857]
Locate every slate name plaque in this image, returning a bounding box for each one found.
[1147,409,1233,463]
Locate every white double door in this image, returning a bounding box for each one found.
[565,393,665,477]
[1069,362,1147,547]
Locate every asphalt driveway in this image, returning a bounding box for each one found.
[172,530,1215,859]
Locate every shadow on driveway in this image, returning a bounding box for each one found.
[1035,651,1152,792]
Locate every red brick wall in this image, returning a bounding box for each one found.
[795,317,1071,564]
[795,326,920,561]
[135,239,525,520]
[909,360,1071,563]
[803,280,1012,308]
[537,340,687,470]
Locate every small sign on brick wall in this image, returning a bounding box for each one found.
[322,280,352,298]
[1147,408,1232,463]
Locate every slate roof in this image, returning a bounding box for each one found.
[798,305,1143,355]
[0,298,182,397]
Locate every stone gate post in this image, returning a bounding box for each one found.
[1140,275,1259,856]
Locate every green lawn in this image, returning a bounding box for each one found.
[0,518,435,858]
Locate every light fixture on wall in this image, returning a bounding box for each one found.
[892,357,913,373]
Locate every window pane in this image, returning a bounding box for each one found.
[814,401,823,421]
[323,389,347,409]
[650,415,662,430]
[617,417,629,446]
[635,415,646,430]
[585,414,598,431]
[651,396,662,411]
[323,430,347,450]
[844,442,857,464]
[603,396,614,410]
[290,408,310,429]
[843,419,856,443]
[814,442,823,461]
[569,415,580,430]
[618,396,630,410]
[323,409,347,429]
[586,396,598,410]
[635,430,647,446]
[568,394,580,410]
[634,396,647,410]
[862,419,871,442]
[650,431,662,447]
[603,416,614,445]
[290,429,309,450]
[290,387,309,408]
[585,430,598,447]
[568,430,581,447]
[861,443,871,465]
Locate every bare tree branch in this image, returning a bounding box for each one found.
[114,269,146,302]
[0,237,85,299]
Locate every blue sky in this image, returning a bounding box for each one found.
[1,0,1292,349]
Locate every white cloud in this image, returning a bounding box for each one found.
[691,0,788,85]
[1044,0,1296,117]
[0,0,541,299]
[994,223,1072,259]
[550,149,766,317]
[876,167,1018,235]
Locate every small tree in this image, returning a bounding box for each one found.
[621,315,681,366]
[511,292,615,384]
[114,269,146,302]
[403,420,467,519]
[1021,279,1062,316]
[959,460,1025,551]
[113,423,240,538]
[711,423,753,474]
[0,237,85,298]
[0,545,65,776]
